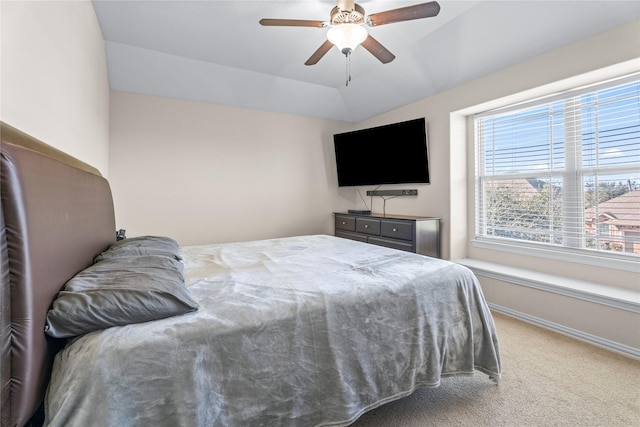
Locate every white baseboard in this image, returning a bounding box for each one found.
[489,303,640,360]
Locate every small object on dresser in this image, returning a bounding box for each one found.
[348,209,371,215]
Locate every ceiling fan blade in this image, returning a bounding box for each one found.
[367,1,440,27]
[305,40,334,66]
[259,18,326,28]
[361,35,395,64]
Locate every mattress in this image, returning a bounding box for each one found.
[45,234,501,426]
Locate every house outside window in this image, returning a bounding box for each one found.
[474,75,640,258]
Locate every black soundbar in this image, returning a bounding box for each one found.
[366,189,418,197]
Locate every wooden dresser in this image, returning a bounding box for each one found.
[334,212,440,258]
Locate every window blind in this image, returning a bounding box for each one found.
[475,76,640,256]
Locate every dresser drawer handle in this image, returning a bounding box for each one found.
[392,228,398,232]
[364,224,369,228]
[342,221,347,225]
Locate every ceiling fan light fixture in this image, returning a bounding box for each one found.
[327,24,368,54]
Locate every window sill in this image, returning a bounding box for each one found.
[471,238,640,273]
[456,258,640,314]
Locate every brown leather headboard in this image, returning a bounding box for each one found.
[0,122,116,426]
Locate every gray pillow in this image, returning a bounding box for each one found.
[45,255,198,338]
[94,235,182,263]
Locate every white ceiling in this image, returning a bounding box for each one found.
[92,0,640,123]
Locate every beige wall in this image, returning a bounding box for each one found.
[0,0,109,175]
[480,275,639,351]
[109,92,353,246]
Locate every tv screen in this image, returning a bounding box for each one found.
[333,118,430,187]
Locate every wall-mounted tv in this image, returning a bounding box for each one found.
[333,118,430,187]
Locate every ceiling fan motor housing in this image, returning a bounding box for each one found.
[330,4,365,26]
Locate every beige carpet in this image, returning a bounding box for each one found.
[352,312,640,426]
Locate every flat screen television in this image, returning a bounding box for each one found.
[333,118,430,187]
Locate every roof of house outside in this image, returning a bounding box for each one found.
[585,189,640,227]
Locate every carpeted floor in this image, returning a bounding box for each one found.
[351,311,640,426]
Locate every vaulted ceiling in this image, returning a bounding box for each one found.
[93,1,640,122]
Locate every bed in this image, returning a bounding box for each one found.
[0,122,501,427]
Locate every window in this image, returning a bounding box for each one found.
[475,76,640,257]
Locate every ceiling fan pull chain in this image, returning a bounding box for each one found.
[345,50,352,87]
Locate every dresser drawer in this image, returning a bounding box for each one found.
[381,220,413,241]
[368,237,413,252]
[336,230,368,243]
[356,218,381,236]
[335,215,356,232]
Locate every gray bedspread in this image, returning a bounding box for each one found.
[45,235,501,426]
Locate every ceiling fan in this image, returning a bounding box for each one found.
[259,0,441,68]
